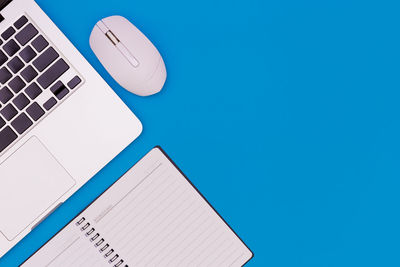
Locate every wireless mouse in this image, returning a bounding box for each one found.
[89,16,166,96]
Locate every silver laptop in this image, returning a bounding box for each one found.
[0,0,142,257]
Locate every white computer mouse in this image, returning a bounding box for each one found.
[89,16,166,96]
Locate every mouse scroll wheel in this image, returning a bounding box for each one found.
[105,30,120,45]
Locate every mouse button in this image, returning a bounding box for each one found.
[116,42,139,67]
[89,23,105,48]
[96,20,109,34]
[90,26,122,67]
[114,30,160,80]
[90,26,142,89]
[103,17,158,62]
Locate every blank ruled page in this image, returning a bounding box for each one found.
[23,147,253,267]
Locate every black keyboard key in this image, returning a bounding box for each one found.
[14,16,28,30]
[21,65,38,82]
[33,47,58,72]
[31,35,48,52]
[0,116,4,128]
[1,103,17,120]
[0,86,13,104]
[1,26,15,40]
[25,82,41,100]
[50,81,69,100]
[0,67,12,84]
[13,93,29,110]
[67,76,81,89]
[15,23,38,46]
[37,59,69,89]
[11,112,32,134]
[8,76,25,93]
[0,50,7,66]
[0,126,17,153]
[19,45,36,63]
[26,102,44,121]
[7,56,24,73]
[3,39,20,56]
[43,97,56,110]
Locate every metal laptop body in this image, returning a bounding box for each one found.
[0,0,142,257]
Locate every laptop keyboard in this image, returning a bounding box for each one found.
[0,15,82,154]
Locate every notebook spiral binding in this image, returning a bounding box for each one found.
[75,217,128,267]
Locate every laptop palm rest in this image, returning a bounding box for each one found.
[0,137,75,241]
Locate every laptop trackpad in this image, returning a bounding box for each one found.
[0,137,75,241]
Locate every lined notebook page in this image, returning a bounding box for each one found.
[23,147,253,267]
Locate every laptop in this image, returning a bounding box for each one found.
[0,0,142,258]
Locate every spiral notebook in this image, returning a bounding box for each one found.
[22,147,253,266]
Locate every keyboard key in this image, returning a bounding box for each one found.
[19,45,36,63]
[31,35,48,52]
[1,26,15,40]
[14,16,28,29]
[25,82,42,100]
[50,81,68,100]
[0,86,13,104]
[0,50,7,66]
[20,65,38,82]
[67,76,81,89]
[8,76,25,93]
[0,67,12,84]
[7,56,24,73]
[11,112,32,134]
[0,126,17,153]
[15,23,38,46]
[1,103,17,120]
[0,116,5,128]
[13,93,29,110]
[26,102,44,121]
[43,97,56,110]
[3,39,20,56]
[33,47,58,72]
[37,59,69,89]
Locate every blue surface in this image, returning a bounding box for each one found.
[1,0,400,266]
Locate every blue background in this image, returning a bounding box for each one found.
[1,0,400,266]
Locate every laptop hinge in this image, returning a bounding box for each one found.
[0,0,12,12]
